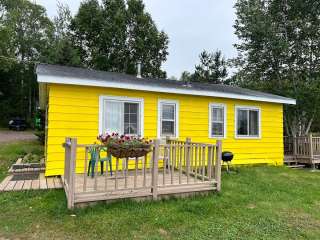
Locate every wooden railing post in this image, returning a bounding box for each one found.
[309,133,316,170]
[186,138,191,183]
[152,139,160,200]
[215,140,222,192]
[293,136,297,157]
[309,133,313,158]
[63,137,71,186]
[207,146,212,180]
[68,138,77,209]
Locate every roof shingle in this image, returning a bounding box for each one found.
[36,64,296,105]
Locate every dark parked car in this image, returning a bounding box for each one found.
[8,118,27,131]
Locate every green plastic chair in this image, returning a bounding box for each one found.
[87,146,113,178]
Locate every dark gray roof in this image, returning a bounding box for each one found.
[36,63,295,104]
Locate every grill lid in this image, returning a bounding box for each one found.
[222,151,233,162]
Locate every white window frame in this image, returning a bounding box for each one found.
[209,103,227,139]
[99,95,144,136]
[235,105,261,139]
[157,99,179,138]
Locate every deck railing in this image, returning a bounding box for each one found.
[62,137,222,209]
[284,134,320,167]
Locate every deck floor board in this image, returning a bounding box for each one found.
[0,175,63,192]
[13,181,24,191]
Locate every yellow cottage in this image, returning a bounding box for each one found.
[36,64,296,177]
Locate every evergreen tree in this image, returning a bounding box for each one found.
[193,50,228,84]
[179,71,192,83]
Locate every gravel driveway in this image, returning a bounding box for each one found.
[0,130,37,143]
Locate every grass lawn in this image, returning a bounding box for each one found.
[0,141,320,239]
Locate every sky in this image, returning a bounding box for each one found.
[36,0,238,78]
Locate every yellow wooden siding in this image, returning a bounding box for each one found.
[45,83,284,176]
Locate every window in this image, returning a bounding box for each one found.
[99,96,143,136]
[236,106,260,138]
[124,103,139,135]
[209,104,226,138]
[158,100,179,138]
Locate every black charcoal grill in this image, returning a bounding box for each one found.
[222,151,234,172]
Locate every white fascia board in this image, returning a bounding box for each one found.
[37,74,296,105]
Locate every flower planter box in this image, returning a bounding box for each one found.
[108,145,152,158]
[98,133,152,158]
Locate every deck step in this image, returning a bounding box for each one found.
[284,159,298,164]
[287,164,305,169]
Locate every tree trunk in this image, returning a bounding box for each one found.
[304,117,314,136]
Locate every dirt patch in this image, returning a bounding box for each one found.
[158,228,168,236]
[282,209,320,230]
[247,203,257,209]
[0,130,37,143]
[314,201,320,208]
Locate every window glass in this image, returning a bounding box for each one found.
[124,103,139,135]
[162,121,175,135]
[105,101,122,133]
[160,102,176,136]
[236,108,260,137]
[103,100,140,135]
[212,122,223,136]
[237,109,248,135]
[249,110,259,136]
[212,108,223,122]
[162,105,175,120]
[211,106,225,137]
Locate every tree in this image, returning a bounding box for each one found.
[49,2,81,66]
[0,0,54,62]
[193,50,228,84]
[0,0,169,126]
[95,0,127,72]
[125,0,168,78]
[0,0,54,124]
[233,0,320,136]
[71,0,103,67]
[71,0,169,78]
[179,71,192,82]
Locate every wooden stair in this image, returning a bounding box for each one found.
[286,164,305,169]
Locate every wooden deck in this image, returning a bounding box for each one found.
[284,135,320,167]
[62,137,222,209]
[72,170,216,203]
[0,173,63,192]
